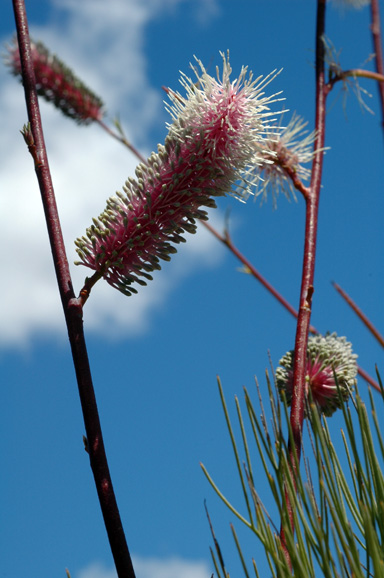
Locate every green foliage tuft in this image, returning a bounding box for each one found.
[202,371,384,577]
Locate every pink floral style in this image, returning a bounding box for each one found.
[7,38,104,124]
[75,54,282,295]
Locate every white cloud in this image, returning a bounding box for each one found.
[0,0,223,348]
[77,556,211,578]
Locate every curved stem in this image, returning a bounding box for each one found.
[327,68,384,89]
[12,2,135,576]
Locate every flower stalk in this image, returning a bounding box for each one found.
[253,113,313,204]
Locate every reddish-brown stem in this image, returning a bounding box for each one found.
[371,0,384,138]
[279,164,310,200]
[202,221,379,391]
[358,365,380,390]
[12,2,135,577]
[327,68,384,91]
[201,220,317,334]
[289,0,327,452]
[97,118,147,164]
[279,0,327,562]
[333,282,384,349]
[79,271,104,306]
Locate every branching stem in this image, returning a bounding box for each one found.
[279,0,327,564]
[327,67,384,89]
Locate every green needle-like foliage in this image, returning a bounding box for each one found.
[201,371,384,577]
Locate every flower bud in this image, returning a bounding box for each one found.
[276,332,358,417]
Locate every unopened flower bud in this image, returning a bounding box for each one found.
[276,332,358,417]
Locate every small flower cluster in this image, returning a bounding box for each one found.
[276,332,358,417]
[6,38,104,124]
[253,113,315,205]
[75,54,281,295]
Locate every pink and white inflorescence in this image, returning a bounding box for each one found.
[7,38,104,124]
[254,113,316,205]
[276,332,358,417]
[75,53,281,295]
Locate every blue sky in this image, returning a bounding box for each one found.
[1,1,384,577]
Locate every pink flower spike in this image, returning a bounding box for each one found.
[6,37,104,124]
[75,53,283,295]
[276,332,358,417]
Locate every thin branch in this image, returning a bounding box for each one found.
[12,2,135,577]
[280,164,311,201]
[357,364,380,391]
[333,282,384,349]
[202,221,379,391]
[79,271,103,306]
[327,67,384,89]
[201,220,317,334]
[371,0,384,138]
[97,118,147,164]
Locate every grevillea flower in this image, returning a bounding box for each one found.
[75,53,281,295]
[275,333,358,417]
[252,113,316,205]
[6,38,104,124]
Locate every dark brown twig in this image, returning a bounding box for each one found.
[12,2,135,576]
